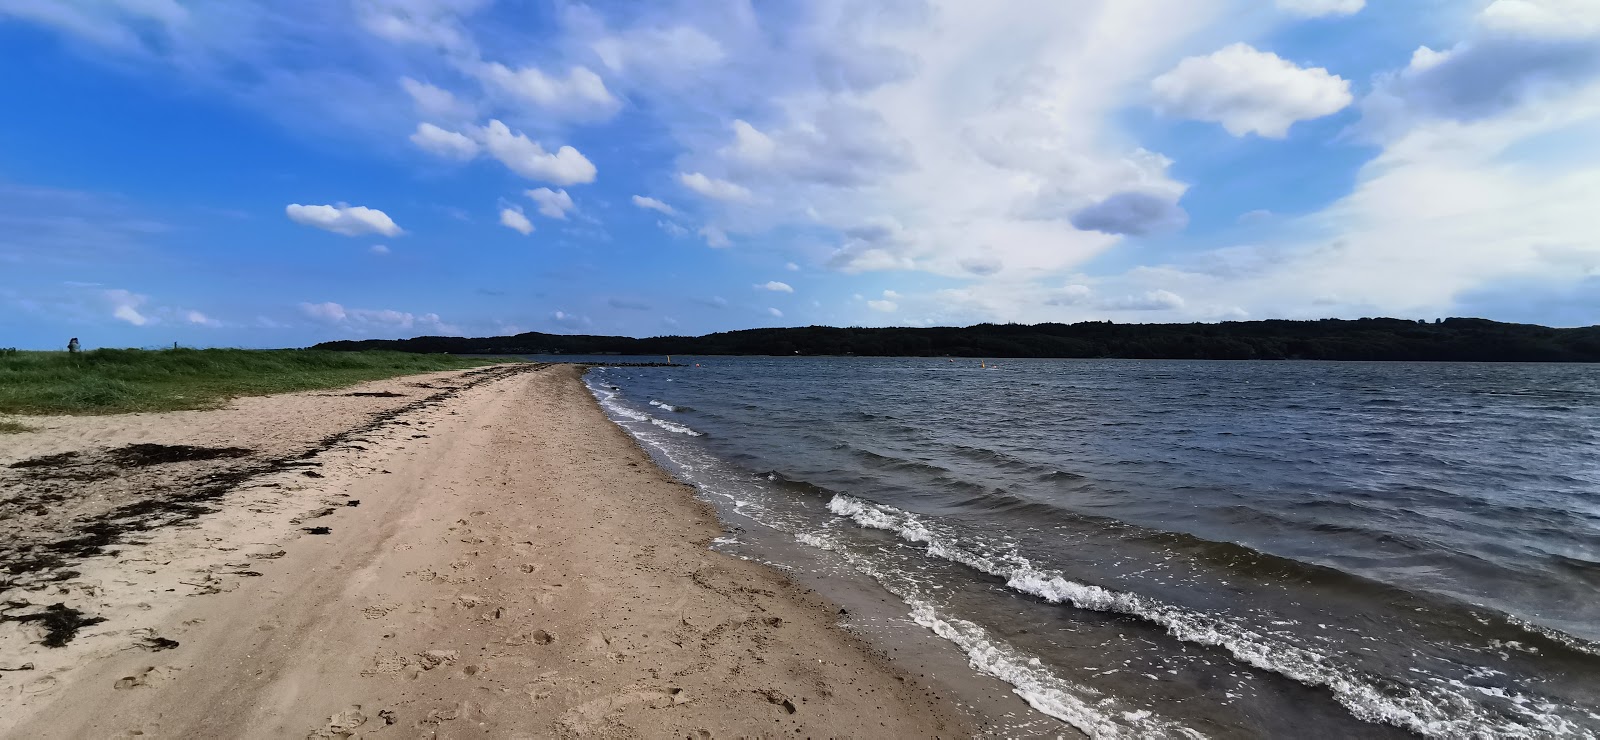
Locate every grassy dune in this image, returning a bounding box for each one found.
[0,348,499,415]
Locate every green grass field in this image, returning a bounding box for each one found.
[0,348,500,416]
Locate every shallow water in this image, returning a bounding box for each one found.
[560,356,1600,738]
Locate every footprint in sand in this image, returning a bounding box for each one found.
[307,705,366,739]
[113,665,177,690]
[23,675,59,696]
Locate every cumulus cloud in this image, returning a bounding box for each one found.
[1361,3,1600,133]
[785,262,800,271]
[401,77,474,120]
[526,187,575,219]
[410,122,479,160]
[1045,284,1093,306]
[1071,192,1189,236]
[590,23,725,79]
[499,206,534,235]
[678,172,752,202]
[718,110,912,186]
[864,289,901,312]
[756,280,794,293]
[551,309,591,329]
[1102,289,1186,311]
[105,288,149,325]
[1275,0,1364,17]
[300,301,346,322]
[474,62,620,120]
[657,220,689,237]
[767,307,783,318]
[699,296,729,308]
[632,195,675,215]
[1151,43,1353,137]
[300,301,460,335]
[286,203,403,237]
[699,225,731,248]
[478,120,597,185]
[184,310,221,327]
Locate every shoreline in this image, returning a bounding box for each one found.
[1,363,971,738]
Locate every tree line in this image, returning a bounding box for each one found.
[310,317,1600,362]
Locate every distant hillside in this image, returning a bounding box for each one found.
[311,318,1600,362]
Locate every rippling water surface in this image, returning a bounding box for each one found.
[564,357,1600,737]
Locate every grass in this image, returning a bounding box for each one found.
[0,348,501,415]
[0,420,32,434]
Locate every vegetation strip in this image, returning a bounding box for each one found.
[0,348,501,415]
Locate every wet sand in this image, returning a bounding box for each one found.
[0,363,969,738]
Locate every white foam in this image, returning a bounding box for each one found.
[650,418,703,436]
[826,494,1588,738]
[649,400,678,412]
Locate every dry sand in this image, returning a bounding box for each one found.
[0,363,970,738]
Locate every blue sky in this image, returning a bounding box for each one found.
[2,0,1598,349]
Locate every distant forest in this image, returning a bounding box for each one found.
[312,318,1600,362]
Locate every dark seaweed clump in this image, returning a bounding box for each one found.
[8,452,80,470]
[344,391,406,397]
[1,602,107,648]
[108,444,254,467]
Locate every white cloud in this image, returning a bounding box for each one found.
[300,301,460,334]
[678,172,753,202]
[1275,0,1364,18]
[526,187,576,219]
[300,301,346,322]
[286,203,403,237]
[1046,284,1093,306]
[1360,3,1600,135]
[401,76,474,121]
[590,23,725,79]
[767,307,783,317]
[867,299,898,312]
[410,122,479,160]
[356,0,482,53]
[699,225,731,248]
[1151,43,1353,138]
[648,1,1220,280]
[657,220,689,237]
[632,195,676,215]
[477,119,597,185]
[1102,289,1186,311]
[474,61,619,119]
[756,280,794,293]
[1480,0,1600,38]
[105,288,149,326]
[370,244,391,255]
[551,309,591,329]
[499,206,534,235]
[785,262,800,271]
[184,310,221,327]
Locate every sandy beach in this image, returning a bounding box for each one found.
[1,363,969,738]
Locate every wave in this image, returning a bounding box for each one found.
[796,530,1203,739]
[824,494,1590,738]
[649,400,678,412]
[651,418,704,436]
[584,374,703,436]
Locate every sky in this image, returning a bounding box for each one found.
[2,0,1599,349]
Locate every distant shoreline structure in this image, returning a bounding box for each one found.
[314,317,1600,363]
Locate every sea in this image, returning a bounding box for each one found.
[551,356,1600,738]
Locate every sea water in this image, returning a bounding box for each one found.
[560,356,1600,738]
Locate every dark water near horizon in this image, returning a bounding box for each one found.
[561,356,1600,737]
